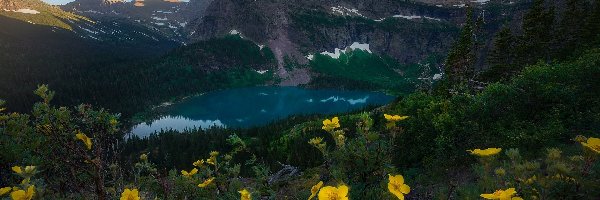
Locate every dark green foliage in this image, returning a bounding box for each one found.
[518,0,556,65]
[553,0,590,59]
[395,50,600,172]
[308,49,442,95]
[0,85,120,197]
[479,0,600,83]
[444,8,477,87]
[0,34,276,118]
[483,26,516,81]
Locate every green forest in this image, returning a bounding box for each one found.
[1,0,600,199]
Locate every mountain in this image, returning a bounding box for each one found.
[0,0,181,112]
[184,0,530,85]
[63,0,201,43]
[0,0,535,112]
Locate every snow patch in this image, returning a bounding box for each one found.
[392,14,441,21]
[255,70,269,74]
[375,14,441,22]
[472,0,490,4]
[320,42,372,59]
[331,6,365,18]
[3,8,40,14]
[83,10,104,14]
[152,16,168,21]
[229,30,240,35]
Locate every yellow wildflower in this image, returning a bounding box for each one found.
[206,151,219,165]
[197,177,215,188]
[322,117,341,132]
[120,188,140,200]
[12,166,35,175]
[207,157,216,165]
[384,114,409,122]
[0,187,11,196]
[388,174,410,200]
[181,168,198,177]
[193,159,205,167]
[309,181,323,200]
[75,132,93,150]
[467,148,502,157]
[308,137,324,146]
[12,166,23,174]
[21,178,30,185]
[480,188,522,200]
[198,177,215,188]
[139,154,148,161]
[23,166,36,174]
[239,189,251,200]
[10,185,34,200]
[318,185,349,200]
[581,137,600,154]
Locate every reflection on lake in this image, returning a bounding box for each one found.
[132,86,395,137]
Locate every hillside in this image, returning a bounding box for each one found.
[0,0,598,199]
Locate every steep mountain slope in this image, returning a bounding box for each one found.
[0,0,92,30]
[187,0,530,85]
[0,0,180,113]
[63,0,206,43]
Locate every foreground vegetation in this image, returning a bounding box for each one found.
[1,47,599,199]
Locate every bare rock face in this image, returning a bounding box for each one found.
[134,0,144,7]
[187,0,462,64]
[0,0,31,10]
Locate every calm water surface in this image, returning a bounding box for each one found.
[132,87,395,137]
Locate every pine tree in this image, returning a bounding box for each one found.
[586,0,600,45]
[554,0,589,59]
[444,7,476,88]
[485,26,515,81]
[517,0,555,66]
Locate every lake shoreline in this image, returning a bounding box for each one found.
[129,86,396,137]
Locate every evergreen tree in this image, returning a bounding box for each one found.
[586,0,600,45]
[554,0,589,59]
[484,26,515,81]
[517,0,555,66]
[444,7,476,88]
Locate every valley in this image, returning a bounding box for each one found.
[0,0,599,199]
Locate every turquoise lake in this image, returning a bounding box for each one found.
[132,86,395,137]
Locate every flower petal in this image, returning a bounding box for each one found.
[400,184,410,194]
